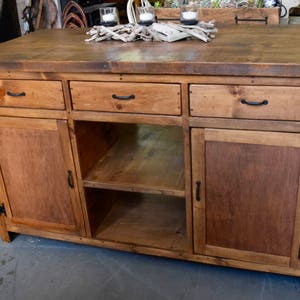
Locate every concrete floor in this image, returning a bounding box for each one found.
[0,235,300,300]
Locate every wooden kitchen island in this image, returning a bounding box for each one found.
[0,25,300,276]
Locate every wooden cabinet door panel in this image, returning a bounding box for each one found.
[192,128,300,267]
[0,117,83,234]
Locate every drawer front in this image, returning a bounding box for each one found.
[0,80,65,109]
[190,85,300,121]
[70,82,181,115]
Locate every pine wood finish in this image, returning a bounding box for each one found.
[190,85,300,121]
[0,26,300,276]
[94,192,186,252]
[0,117,83,234]
[191,129,300,266]
[70,82,181,115]
[0,80,65,109]
[82,124,185,197]
[155,7,280,24]
[0,26,300,77]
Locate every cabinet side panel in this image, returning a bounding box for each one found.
[0,127,75,225]
[205,141,300,257]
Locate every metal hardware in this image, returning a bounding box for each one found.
[7,91,26,97]
[196,181,201,201]
[0,203,6,216]
[112,94,135,100]
[234,16,268,24]
[67,170,74,188]
[240,99,269,106]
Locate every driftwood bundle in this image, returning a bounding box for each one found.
[85,21,217,43]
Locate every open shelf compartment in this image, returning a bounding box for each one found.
[74,122,185,197]
[85,189,187,252]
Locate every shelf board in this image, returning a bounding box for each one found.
[94,193,187,252]
[83,125,185,197]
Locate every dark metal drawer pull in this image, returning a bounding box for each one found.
[240,99,268,106]
[235,16,268,24]
[7,91,26,97]
[112,94,135,100]
[196,181,201,202]
[67,170,74,188]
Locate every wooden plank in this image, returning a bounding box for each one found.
[0,116,58,131]
[0,119,77,230]
[84,189,116,236]
[290,174,300,268]
[191,129,206,254]
[181,83,193,253]
[206,245,290,267]
[35,0,44,30]
[0,80,65,109]
[4,73,300,87]
[83,124,185,196]
[94,192,187,252]
[155,8,279,24]
[190,85,300,121]
[70,81,181,115]
[0,214,10,242]
[1,26,300,77]
[189,117,300,133]
[205,129,300,147]
[205,138,300,257]
[74,121,118,179]
[68,119,93,237]
[57,120,86,236]
[6,223,300,277]
[0,107,67,119]
[71,111,182,126]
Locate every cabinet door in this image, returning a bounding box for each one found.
[192,128,300,268]
[0,117,84,235]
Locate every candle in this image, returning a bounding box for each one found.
[182,11,197,21]
[139,12,153,22]
[102,13,115,23]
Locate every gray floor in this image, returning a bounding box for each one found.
[0,235,300,300]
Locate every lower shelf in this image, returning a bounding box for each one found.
[92,192,187,252]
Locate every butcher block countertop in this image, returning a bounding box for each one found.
[0,25,300,77]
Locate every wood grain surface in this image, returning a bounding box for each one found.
[155,7,280,25]
[94,192,187,252]
[0,118,76,229]
[205,140,300,256]
[0,26,299,76]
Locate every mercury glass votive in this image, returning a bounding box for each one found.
[180,5,199,25]
[137,6,155,26]
[99,7,119,27]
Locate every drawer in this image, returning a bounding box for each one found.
[0,80,65,109]
[190,85,300,121]
[70,81,181,115]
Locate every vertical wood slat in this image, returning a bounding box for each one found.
[181,83,193,253]
[68,119,93,238]
[57,120,86,236]
[191,129,206,255]
[290,174,300,268]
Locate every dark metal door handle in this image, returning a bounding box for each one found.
[235,16,268,24]
[196,181,201,201]
[240,99,268,106]
[67,170,74,188]
[7,91,26,97]
[112,94,135,100]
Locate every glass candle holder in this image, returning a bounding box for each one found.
[137,6,155,26]
[99,7,119,27]
[180,5,199,25]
